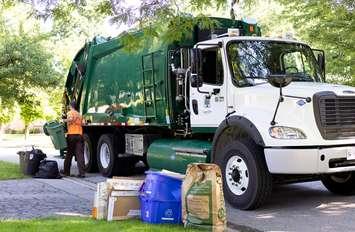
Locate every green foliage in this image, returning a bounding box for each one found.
[45,88,64,121]
[277,0,354,81]
[20,96,43,126]
[51,0,106,39]
[0,6,63,126]
[0,30,61,104]
[0,100,14,126]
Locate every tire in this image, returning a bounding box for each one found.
[215,138,272,210]
[97,134,116,177]
[97,133,137,177]
[83,133,97,172]
[321,172,355,195]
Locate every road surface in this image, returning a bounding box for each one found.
[1,134,354,231]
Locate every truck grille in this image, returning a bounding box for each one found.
[314,92,355,140]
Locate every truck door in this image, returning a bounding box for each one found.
[190,47,227,129]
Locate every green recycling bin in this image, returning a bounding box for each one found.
[43,121,67,150]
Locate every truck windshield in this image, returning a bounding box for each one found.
[227,40,323,86]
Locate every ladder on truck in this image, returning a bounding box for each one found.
[141,52,158,121]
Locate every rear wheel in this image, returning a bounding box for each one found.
[97,133,137,177]
[321,172,355,195]
[97,134,115,177]
[83,133,97,172]
[215,138,272,210]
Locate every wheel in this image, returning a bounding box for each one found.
[321,172,355,195]
[83,133,97,172]
[97,134,115,177]
[215,138,272,210]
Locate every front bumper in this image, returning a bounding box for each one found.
[264,146,355,174]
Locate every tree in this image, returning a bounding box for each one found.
[0,33,61,104]
[276,0,354,81]
[19,96,44,139]
[0,6,62,137]
[0,99,14,140]
[24,0,230,48]
[11,0,355,82]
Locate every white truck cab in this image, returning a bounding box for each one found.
[188,35,355,209]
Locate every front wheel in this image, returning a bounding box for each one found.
[321,172,355,195]
[215,138,272,210]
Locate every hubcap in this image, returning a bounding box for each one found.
[84,141,90,166]
[226,155,249,196]
[100,143,111,169]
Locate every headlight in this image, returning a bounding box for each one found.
[269,126,307,139]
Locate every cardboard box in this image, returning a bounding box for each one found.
[108,176,145,191]
[106,177,144,221]
[107,190,141,221]
[95,182,109,220]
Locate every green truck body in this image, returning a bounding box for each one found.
[65,18,260,131]
[63,17,261,174]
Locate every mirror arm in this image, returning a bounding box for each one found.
[270,85,311,125]
[283,95,312,103]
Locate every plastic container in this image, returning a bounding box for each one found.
[17,151,30,175]
[43,121,67,150]
[139,171,182,224]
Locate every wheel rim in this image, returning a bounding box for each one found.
[84,141,90,166]
[226,154,249,196]
[330,172,352,183]
[100,143,111,169]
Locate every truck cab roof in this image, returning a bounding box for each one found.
[196,36,308,48]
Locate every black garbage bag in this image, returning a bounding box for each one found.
[34,160,62,179]
[27,148,47,176]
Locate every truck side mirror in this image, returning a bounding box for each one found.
[190,48,203,88]
[312,49,325,82]
[317,53,325,81]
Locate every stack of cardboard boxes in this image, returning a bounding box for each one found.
[92,176,144,221]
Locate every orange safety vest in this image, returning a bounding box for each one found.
[67,109,83,135]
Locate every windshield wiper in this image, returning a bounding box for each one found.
[289,74,314,82]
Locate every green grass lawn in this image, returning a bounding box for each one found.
[0,160,26,180]
[1,133,25,141]
[0,217,199,232]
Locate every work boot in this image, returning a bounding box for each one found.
[59,169,70,177]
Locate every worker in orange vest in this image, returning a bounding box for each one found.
[62,100,85,178]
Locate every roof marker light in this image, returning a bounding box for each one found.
[228,28,240,37]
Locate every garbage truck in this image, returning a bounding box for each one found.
[61,17,355,209]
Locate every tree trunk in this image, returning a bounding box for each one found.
[24,124,30,140]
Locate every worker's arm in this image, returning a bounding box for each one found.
[63,111,75,124]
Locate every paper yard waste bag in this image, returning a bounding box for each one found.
[182,163,226,231]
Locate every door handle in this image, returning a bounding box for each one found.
[192,99,198,115]
[212,88,220,95]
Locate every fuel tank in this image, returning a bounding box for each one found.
[147,139,212,174]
